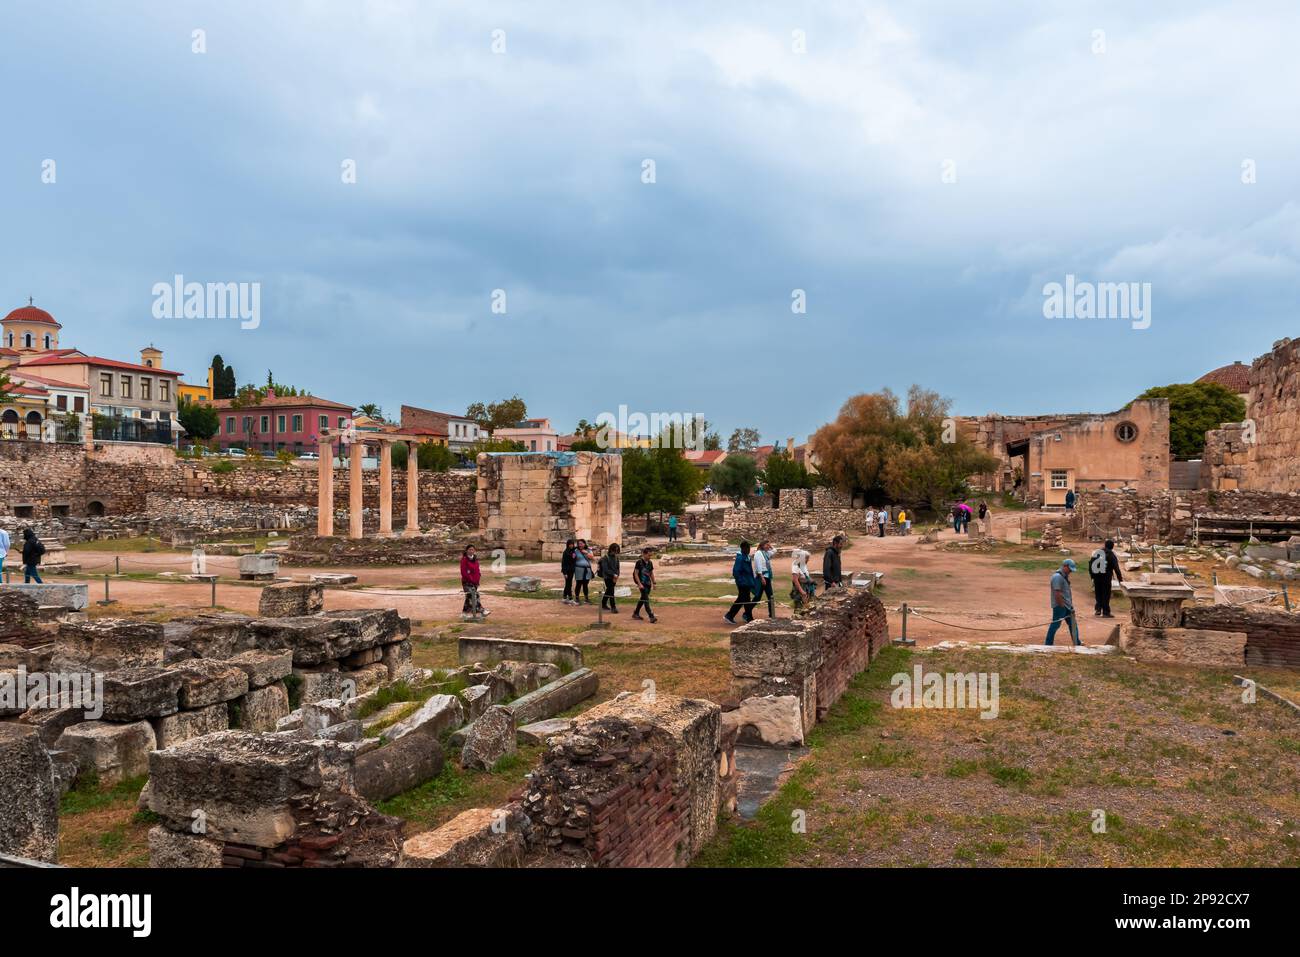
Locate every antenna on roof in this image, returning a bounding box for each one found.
[28,296,34,306]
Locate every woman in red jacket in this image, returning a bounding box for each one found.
[460,545,488,620]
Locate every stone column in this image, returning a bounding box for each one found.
[348,438,364,539]
[405,441,420,536]
[317,436,334,536]
[379,440,393,536]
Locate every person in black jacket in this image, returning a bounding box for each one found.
[632,547,657,622]
[599,543,621,613]
[822,535,844,589]
[1089,538,1124,618]
[21,528,45,584]
[560,538,577,605]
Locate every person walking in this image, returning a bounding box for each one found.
[790,548,816,610]
[687,513,698,540]
[898,508,910,535]
[667,514,678,543]
[572,538,595,604]
[1089,539,1124,618]
[21,528,45,584]
[0,526,10,578]
[560,538,577,605]
[459,544,486,620]
[864,506,875,536]
[822,535,844,589]
[952,502,963,533]
[631,546,657,622]
[726,541,758,623]
[877,508,887,538]
[1044,559,1081,646]
[599,543,621,613]
[752,539,776,618]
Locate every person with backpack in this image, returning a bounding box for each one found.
[599,543,621,613]
[725,541,758,623]
[790,548,816,610]
[631,547,657,622]
[1089,538,1124,618]
[572,538,596,604]
[459,544,486,620]
[560,538,577,605]
[21,528,45,584]
[897,508,910,535]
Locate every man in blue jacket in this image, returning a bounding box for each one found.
[725,541,758,624]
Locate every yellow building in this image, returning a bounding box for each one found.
[177,365,213,404]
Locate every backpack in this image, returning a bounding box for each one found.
[732,552,750,582]
[1090,549,1107,575]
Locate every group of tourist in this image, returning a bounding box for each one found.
[0,527,45,583]
[724,534,848,623]
[664,512,698,543]
[864,506,911,537]
[1042,538,1124,645]
[560,537,658,622]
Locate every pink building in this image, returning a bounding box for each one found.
[493,417,559,452]
[210,392,355,455]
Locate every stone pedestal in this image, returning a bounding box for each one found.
[1120,581,1195,628]
[238,553,280,582]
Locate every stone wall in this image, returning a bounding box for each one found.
[1203,337,1300,492]
[1076,488,1300,544]
[723,485,869,543]
[1183,604,1300,669]
[0,441,477,531]
[477,451,622,559]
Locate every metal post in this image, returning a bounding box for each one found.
[97,573,116,606]
[115,555,121,575]
[211,577,217,608]
[894,602,916,646]
[1284,586,1292,613]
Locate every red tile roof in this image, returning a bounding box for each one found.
[22,354,183,376]
[8,370,89,390]
[2,305,60,326]
[1197,361,1252,394]
[210,394,354,412]
[684,449,727,466]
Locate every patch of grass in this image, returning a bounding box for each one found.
[378,746,540,832]
[999,559,1066,573]
[61,774,148,815]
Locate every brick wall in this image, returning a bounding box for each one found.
[1076,488,1300,544]
[800,587,891,720]
[1182,604,1300,669]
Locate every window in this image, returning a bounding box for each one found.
[260,415,270,433]
[99,374,113,397]
[120,376,132,399]
[23,333,33,348]
[4,333,11,347]
[74,397,84,413]
[160,381,170,402]
[1115,421,1138,443]
[56,395,67,411]
[140,378,152,401]
[530,440,537,451]
[339,417,347,429]
[242,416,253,435]
[1050,470,1069,490]
[43,335,51,349]
[278,415,286,433]
[292,415,303,432]
[141,410,153,419]
[226,416,236,434]
[319,415,328,430]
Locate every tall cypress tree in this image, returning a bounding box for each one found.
[211,355,227,398]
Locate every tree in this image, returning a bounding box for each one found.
[621,438,703,517]
[178,397,219,440]
[762,449,812,492]
[574,418,595,439]
[211,355,236,400]
[1137,382,1246,459]
[696,418,722,451]
[710,454,759,505]
[417,441,457,472]
[0,370,12,406]
[883,442,999,513]
[357,403,384,420]
[809,390,909,497]
[468,437,527,454]
[466,395,527,433]
[727,427,761,453]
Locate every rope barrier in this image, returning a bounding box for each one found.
[906,609,1074,633]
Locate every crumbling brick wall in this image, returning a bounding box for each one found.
[522,693,719,867]
[1182,604,1300,669]
[1076,488,1300,544]
[1203,338,1300,492]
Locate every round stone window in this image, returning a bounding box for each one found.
[1115,421,1138,443]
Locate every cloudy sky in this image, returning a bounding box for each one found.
[4,1,1298,442]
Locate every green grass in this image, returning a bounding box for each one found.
[378,746,540,828]
[999,559,1068,573]
[60,774,149,815]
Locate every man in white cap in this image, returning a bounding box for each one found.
[1044,558,1080,646]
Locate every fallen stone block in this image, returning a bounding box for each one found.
[170,659,249,709]
[303,698,351,734]
[311,573,357,586]
[516,717,576,746]
[507,668,599,726]
[239,552,280,581]
[722,695,804,747]
[164,614,257,659]
[505,576,542,592]
[100,667,184,721]
[355,722,445,803]
[233,683,291,732]
[380,640,412,680]
[57,720,157,786]
[253,609,409,667]
[1,582,88,612]
[57,618,165,670]
[462,684,492,721]
[225,649,293,688]
[399,805,530,868]
[152,703,229,750]
[147,825,224,868]
[19,705,88,748]
[496,660,560,697]
[461,705,516,770]
[457,636,583,670]
[258,581,324,618]
[380,694,464,743]
[729,618,824,680]
[0,724,59,863]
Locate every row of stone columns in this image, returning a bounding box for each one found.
[316,436,421,539]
